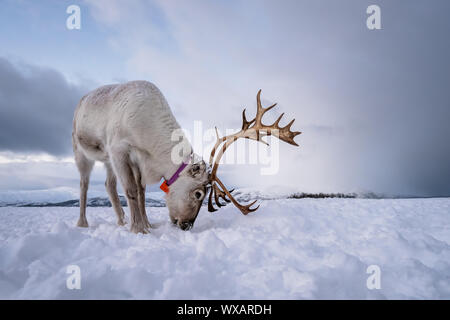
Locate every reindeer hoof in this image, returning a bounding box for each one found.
[130,224,149,234]
[77,219,89,228]
[117,219,127,226]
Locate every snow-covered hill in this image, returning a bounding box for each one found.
[0,189,166,207]
[0,198,449,299]
[0,187,373,208]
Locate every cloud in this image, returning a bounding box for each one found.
[1,1,449,197]
[81,0,450,196]
[0,57,87,155]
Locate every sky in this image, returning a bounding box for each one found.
[0,0,449,198]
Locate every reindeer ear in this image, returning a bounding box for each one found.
[188,160,206,178]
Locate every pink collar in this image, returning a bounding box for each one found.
[160,155,191,193]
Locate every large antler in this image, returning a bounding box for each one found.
[208,90,301,214]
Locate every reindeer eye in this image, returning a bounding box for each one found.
[194,189,205,200]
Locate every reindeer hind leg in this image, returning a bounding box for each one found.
[105,163,126,226]
[74,150,95,228]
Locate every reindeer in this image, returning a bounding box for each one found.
[72,81,300,233]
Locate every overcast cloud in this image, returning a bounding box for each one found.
[0,0,449,197]
[0,57,87,155]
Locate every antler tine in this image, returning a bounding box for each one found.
[272,113,284,127]
[213,184,223,208]
[209,127,227,167]
[207,181,235,212]
[283,118,295,130]
[277,119,302,146]
[215,183,232,203]
[207,186,217,212]
[255,90,277,126]
[215,126,220,139]
[242,109,255,130]
[214,177,259,215]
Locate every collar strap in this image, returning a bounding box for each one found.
[160,156,191,193]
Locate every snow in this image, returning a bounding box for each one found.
[0,198,449,299]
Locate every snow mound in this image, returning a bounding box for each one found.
[0,198,449,299]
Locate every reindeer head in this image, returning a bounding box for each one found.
[164,158,209,230]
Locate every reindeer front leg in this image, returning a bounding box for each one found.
[110,149,149,234]
[131,165,151,229]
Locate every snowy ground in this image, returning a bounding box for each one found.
[0,198,449,299]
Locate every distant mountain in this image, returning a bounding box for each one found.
[1,196,166,208]
[0,188,398,208]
